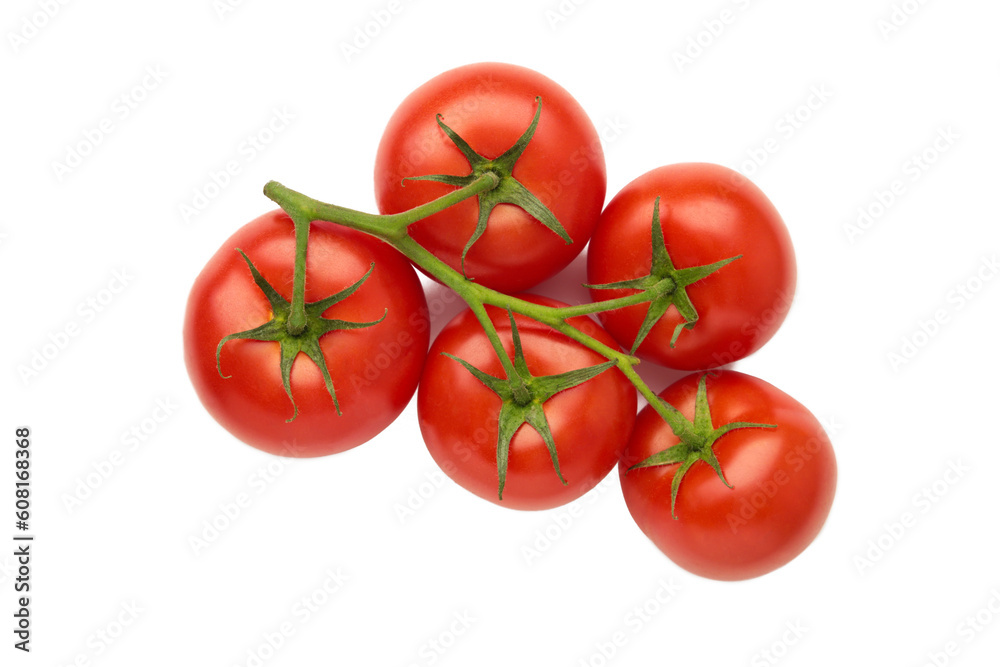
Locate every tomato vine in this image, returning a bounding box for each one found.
[184,62,836,579]
[262,175,741,452]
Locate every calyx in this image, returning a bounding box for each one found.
[627,373,775,519]
[444,310,614,499]
[587,197,741,352]
[216,250,385,421]
[403,96,570,279]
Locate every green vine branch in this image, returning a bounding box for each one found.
[262,177,695,440]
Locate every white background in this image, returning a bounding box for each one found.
[3,0,999,665]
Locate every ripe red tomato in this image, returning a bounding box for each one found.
[184,210,429,457]
[418,295,637,510]
[375,62,606,293]
[587,163,796,370]
[619,371,836,580]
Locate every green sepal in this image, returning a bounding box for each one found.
[215,251,385,421]
[586,197,742,352]
[626,374,776,519]
[444,309,615,499]
[403,97,571,279]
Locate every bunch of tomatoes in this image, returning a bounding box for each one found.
[183,63,836,581]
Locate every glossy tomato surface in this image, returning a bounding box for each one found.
[375,62,606,293]
[184,210,429,457]
[587,163,796,370]
[619,371,836,580]
[418,295,637,510]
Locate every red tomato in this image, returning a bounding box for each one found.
[375,62,606,293]
[587,163,796,370]
[619,371,836,581]
[418,295,637,510]
[184,210,429,457]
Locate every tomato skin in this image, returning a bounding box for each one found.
[375,62,606,293]
[418,295,637,510]
[587,163,796,370]
[619,371,836,581]
[184,210,429,457]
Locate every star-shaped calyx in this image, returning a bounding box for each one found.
[403,97,571,279]
[587,197,742,353]
[444,310,615,499]
[627,374,776,518]
[216,249,385,421]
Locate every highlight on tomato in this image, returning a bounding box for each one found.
[184,210,430,457]
[375,62,606,293]
[587,163,796,370]
[619,370,837,581]
[417,295,637,510]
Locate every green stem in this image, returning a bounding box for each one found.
[287,211,311,335]
[262,176,697,441]
[548,292,656,320]
[467,300,520,386]
[493,292,692,439]
[264,172,500,244]
[618,363,694,441]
